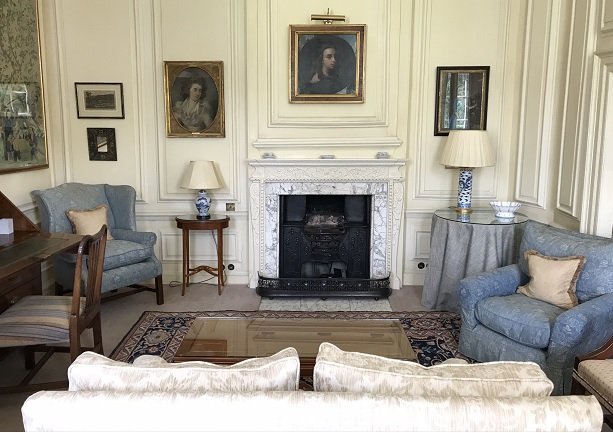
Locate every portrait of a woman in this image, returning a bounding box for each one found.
[170,68,218,133]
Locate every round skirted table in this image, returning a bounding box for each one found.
[421,208,529,312]
[175,214,230,296]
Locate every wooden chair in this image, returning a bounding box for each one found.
[0,225,107,394]
[572,333,613,428]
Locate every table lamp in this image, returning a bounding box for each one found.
[439,130,495,214]
[180,160,222,219]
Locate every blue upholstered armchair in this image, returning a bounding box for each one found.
[31,183,164,305]
[457,220,613,394]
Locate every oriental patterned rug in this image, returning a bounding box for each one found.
[110,310,473,367]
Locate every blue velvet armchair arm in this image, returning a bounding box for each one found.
[549,292,613,370]
[111,229,157,246]
[458,264,530,328]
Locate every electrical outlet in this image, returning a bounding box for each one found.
[226,203,235,211]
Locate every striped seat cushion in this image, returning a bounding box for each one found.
[0,296,84,347]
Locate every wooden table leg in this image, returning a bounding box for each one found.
[217,226,224,295]
[181,228,189,296]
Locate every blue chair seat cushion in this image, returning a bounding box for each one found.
[475,294,565,349]
[57,240,154,271]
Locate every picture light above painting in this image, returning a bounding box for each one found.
[434,66,490,136]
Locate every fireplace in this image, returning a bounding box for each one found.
[247,158,406,296]
[280,194,370,279]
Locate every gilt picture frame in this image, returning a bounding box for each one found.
[75,82,124,119]
[434,66,490,136]
[164,61,225,138]
[87,127,117,161]
[290,24,365,103]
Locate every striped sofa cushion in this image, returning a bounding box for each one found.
[0,296,84,347]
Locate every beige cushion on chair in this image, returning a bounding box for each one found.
[66,205,114,240]
[516,250,585,309]
[575,360,613,414]
[0,296,85,347]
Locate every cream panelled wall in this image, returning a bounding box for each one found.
[8,0,609,290]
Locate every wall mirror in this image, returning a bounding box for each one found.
[0,0,48,174]
[434,66,489,136]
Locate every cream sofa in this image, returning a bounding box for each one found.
[21,344,604,432]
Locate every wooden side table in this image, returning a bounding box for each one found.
[175,214,230,296]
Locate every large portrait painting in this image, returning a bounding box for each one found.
[164,61,225,138]
[290,24,365,103]
[0,0,48,174]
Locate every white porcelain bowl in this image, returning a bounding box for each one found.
[490,201,521,219]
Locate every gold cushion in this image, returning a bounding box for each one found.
[66,205,113,239]
[516,250,585,309]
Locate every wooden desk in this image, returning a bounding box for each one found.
[0,190,83,313]
[175,214,230,296]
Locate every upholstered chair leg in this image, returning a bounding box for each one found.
[155,275,164,305]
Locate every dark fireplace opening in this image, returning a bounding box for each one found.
[256,194,390,299]
[279,195,370,279]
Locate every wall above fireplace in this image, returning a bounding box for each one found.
[247,158,407,290]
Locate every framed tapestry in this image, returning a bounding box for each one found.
[290,24,365,103]
[164,61,225,138]
[0,0,48,174]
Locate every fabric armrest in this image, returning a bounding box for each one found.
[458,264,528,329]
[548,292,613,369]
[111,229,157,246]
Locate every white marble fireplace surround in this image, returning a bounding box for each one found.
[247,158,406,290]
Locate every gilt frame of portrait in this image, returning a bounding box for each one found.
[164,61,225,138]
[290,24,365,103]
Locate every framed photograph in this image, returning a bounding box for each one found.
[75,82,124,119]
[434,66,489,136]
[87,127,117,161]
[290,24,365,103]
[164,61,225,138]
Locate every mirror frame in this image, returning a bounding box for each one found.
[434,66,490,136]
[0,0,48,174]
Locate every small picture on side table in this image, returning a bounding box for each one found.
[87,127,117,161]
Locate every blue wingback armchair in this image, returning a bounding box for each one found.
[32,183,164,305]
[457,220,613,394]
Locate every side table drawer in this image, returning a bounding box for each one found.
[0,263,42,313]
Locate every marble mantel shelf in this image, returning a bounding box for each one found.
[247,158,407,290]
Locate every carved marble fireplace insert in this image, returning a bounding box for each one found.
[248,158,406,297]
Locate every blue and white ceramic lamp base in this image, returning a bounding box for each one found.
[195,190,212,219]
[455,168,474,214]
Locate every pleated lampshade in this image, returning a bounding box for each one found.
[439,130,495,168]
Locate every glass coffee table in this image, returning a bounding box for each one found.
[174,317,417,376]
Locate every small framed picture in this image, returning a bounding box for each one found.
[290,24,365,103]
[75,82,124,119]
[434,66,490,136]
[164,61,225,138]
[87,127,117,161]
